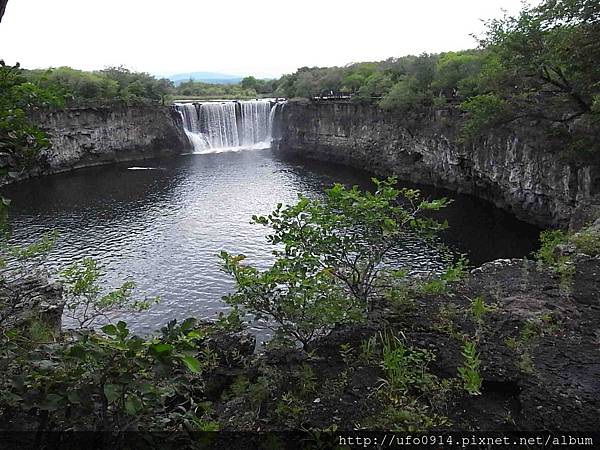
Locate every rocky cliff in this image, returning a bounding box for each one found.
[16,105,189,180]
[276,101,600,228]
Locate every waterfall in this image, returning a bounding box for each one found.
[175,100,284,154]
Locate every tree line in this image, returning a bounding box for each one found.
[2,0,598,163]
[274,0,599,152]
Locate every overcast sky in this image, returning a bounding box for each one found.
[0,0,536,78]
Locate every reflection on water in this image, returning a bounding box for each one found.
[3,148,540,334]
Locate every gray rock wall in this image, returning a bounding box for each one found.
[22,105,189,179]
[276,101,600,228]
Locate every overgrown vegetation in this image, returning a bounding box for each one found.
[0,168,472,434]
[274,0,599,153]
[0,61,64,175]
[221,177,450,349]
[362,331,456,430]
[0,227,223,433]
[534,224,600,290]
[3,0,597,436]
[24,65,174,106]
[458,340,482,395]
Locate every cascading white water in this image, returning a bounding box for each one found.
[175,100,283,154]
[176,103,210,151]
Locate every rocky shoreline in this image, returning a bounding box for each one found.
[1,101,598,434]
[5,223,598,432]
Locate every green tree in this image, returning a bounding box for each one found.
[380,78,429,111]
[0,61,64,175]
[431,51,487,98]
[221,178,449,348]
[464,0,600,149]
[241,76,259,91]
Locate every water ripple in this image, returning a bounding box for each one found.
[3,148,540,334]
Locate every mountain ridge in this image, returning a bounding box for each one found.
[164,71,243,85]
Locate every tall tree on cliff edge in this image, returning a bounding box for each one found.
[0,0,8,23]
[460,0,600,151]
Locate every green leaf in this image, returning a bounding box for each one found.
[180,317,197,332]
[151,343,173,354]
[125,395,143,415]
[187,330,205,340]
[116,321,129,337]
[103,384,120,403]
[181,356,202,373]
[66,344,87,359]
[101,324,118,336]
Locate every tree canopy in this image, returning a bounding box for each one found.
[272,0,599,153]
[24,66,175,106]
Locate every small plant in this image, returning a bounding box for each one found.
[505,337,519,350]
[570,229,600,256]
[26,318,57,344]
[505,319,546,375]
[443,256,470,283]
[419,257,470,295]
[224,375,251,400]
[221,178,450,348]
[470,295,493,326]
[518,352,535,374]
[458,340,482,395]
[379,331,435,392]
[520,320,542,344]
[274,392,307,427]
[360,335,377,363]
[296,364,318,398]
[433,303,466,341]
[534,229,577,291]
[381,269,415,311]
[535,229,568,265]
[61,258,158,328]
[363,401,450,432]
[214,307,245,332]
[419,279,448,295]
[246,376,270,410]
[339,343,354,366]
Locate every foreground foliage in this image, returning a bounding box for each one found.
[0,317,220,432]
[0,61,64,175]
[221,178,449,348]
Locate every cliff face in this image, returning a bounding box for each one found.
[22,105,189,178]
[276,101,600,228]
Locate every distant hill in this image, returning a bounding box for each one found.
[165,72,244,85]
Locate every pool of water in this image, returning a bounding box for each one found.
[3,148,540,334]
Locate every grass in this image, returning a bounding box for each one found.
[458,340,482,395]
[571,229,600,256]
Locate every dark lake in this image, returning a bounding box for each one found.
[4,148,540,335]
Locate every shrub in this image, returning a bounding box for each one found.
[459,94,509,140]
[221,178,449,348]
[61,258,158,329]
[534,229,568,265]
[458,340,482,395]
[571,230,600,256]
[0,318,218,432]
